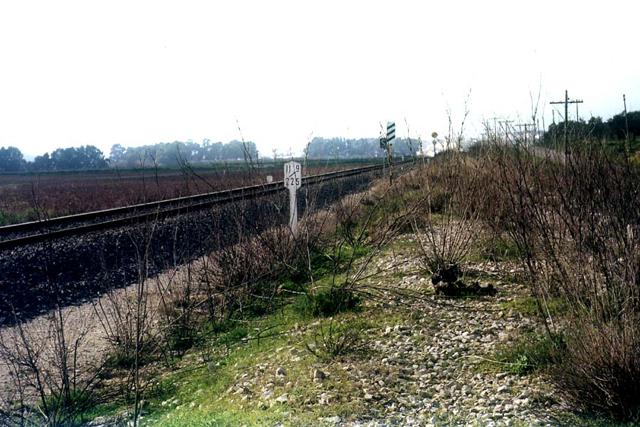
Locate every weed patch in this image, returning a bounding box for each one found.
[501,296,567,318]
[305,318,369,361]
[483,333,564,376]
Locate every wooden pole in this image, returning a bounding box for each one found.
[624,94,630,160]
[550,90,583,157]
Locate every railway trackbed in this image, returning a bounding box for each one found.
[0,162,413,324]
[0,163,386,250]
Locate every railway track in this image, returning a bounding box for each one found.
[0,160,416,324]
[0,163,393,251]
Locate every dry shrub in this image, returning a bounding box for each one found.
[90,225,165,427]
[198,216,328,320]
[412,153,484,286]
[155,268,202,356]
[93,283,159,371]
[0,308,102,426]
[310,178,422,306]
[484,140,640,421]
[333,193,364,247]
[556,315,640,421]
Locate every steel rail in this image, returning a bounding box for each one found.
[0,163,391,250]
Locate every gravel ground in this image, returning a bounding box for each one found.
[226,236,572,426]
[339,251,566,426]
[1,229,574,426]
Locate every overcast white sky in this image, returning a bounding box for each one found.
[0,0,638,158]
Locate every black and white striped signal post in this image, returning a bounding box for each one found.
[386,121,395,141]
[379,121,396,183]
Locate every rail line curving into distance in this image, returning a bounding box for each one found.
[0,163,405,250]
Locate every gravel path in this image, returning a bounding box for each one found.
[228,236,571,426]
[340,279,563,425]
[337,247,567,426]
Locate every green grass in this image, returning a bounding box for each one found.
[137,307,374,426]
[555,414,639,427]
[479,332,563,376]
[501,295,568,318]
[307,244,372,279]
[0,208,41,226]
[295,285,361,317]
[89,269,399,425]
[466,235,523,263]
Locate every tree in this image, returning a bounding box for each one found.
[31,153,52,171]
[109,144,126,165]
[0,146,25,172]
[50,145,108,170]
[542,110,640,147]
[221,140,246,160]
[585,116,611,140]
[99,140,261,168]
[609,111,640,141]
[78,145,108,169]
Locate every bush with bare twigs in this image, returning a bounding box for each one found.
[481,137,640,421]
[411,152,492,297]
[0,307,102,426]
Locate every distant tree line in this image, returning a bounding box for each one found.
[33,146,109,170]
[109,140,259,168]
[0,140,260,172]
[0,145,108,172]
[543,110,640,145]
[0,137,423,173]
[305,137,420,159]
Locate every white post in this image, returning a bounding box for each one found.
[284,161,302,235]
[288,187,298,235]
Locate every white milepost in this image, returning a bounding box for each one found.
[284,161,302,235]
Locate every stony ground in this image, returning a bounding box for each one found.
[222,235,570,426]
[1,232,575,426]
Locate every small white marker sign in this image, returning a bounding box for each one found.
[284,161,301,189]
[284,161,302,234]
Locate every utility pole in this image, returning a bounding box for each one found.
[552,109,556,149]
[624,94,630,160]
[550,90,583,156]
[622,94,629,158]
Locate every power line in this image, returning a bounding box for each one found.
[515,123,536,145]
[498,120,513,143]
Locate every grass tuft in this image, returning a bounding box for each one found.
[484,332,564,376]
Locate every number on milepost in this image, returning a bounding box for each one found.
[284,161,301,189]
